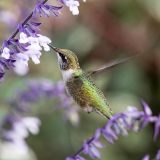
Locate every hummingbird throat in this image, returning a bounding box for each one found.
[61,69,75,81]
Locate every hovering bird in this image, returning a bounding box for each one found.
[51,46,132,119]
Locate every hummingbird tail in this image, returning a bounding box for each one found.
[96,107,113,119]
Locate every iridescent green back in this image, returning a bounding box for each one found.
[66,70,113,118]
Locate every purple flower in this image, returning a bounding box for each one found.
[67,101,160,160]
[12,32,51,76]
[0,60,5,78]
[0,57,15,80]
[0,0,62,80]
[94,128,101,140]
[156,150,160,160]
[2,115,41,154]
[1,79,80,157]
[154,115,160,140]
[102,114,128,143]
[142,155,150,160]
[83,141,101,159]
[0,72,4,81]
[1,47,10,59]
[125,106,143,119]
[18,22,41,37]
[4,79,77,123]
[0,0,85,81]
[142,149,160,160]
[34,2,62,17]
[102,127,118,144]
[140,101,157,128]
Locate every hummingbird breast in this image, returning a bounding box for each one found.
[66,71,108,109]
[65,71,113,118]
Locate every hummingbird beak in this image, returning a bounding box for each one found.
[49,44,60,53]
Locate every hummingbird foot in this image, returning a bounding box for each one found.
[83,106,93,114]
[95,109,110,119]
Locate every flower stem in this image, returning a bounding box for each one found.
[73,136,95,157]
[9,0,49,40]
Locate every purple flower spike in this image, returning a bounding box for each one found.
[1,79,80,153]
[30,21,41,27]
[142,150,160,160]
[0,0,64,80]
[102,127,117,144]
[83,141,101,159]
[67,101,160,160]
[102,114,129,143]
[94,128,101,140]
[0,58,15,78]
[0,0,85,80]
[34,2,62,17]
[140,101,157,128]
[92,140,104,149]
[0,60,5,73]
[142,100,152,116]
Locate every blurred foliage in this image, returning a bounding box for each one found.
[0,0,160,160]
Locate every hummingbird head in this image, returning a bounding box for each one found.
[52,47,80,71]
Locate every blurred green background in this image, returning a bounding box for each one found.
[0,0,160,159]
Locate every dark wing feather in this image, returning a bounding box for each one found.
[87,55,137,76]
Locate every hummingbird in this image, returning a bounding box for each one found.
[50,46,133,119]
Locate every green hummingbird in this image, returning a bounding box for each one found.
[51,46,133,119]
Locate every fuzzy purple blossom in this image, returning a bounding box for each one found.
[0,0,58,80]
[66,101,160,160]
[142,150,160,160]
[154,115,160,141]
[142,155,150,160]
[34,1,62,17]
[156,150,160,160]
[6,79,76,114]
[0,0,86,81]
[0,79,80,157]
[1,79,79,144]
[140,100,157,128]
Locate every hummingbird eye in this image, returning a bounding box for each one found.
[58,53,69,70]
[59,53,67,63]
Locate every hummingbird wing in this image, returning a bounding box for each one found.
[87,55,136,76]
